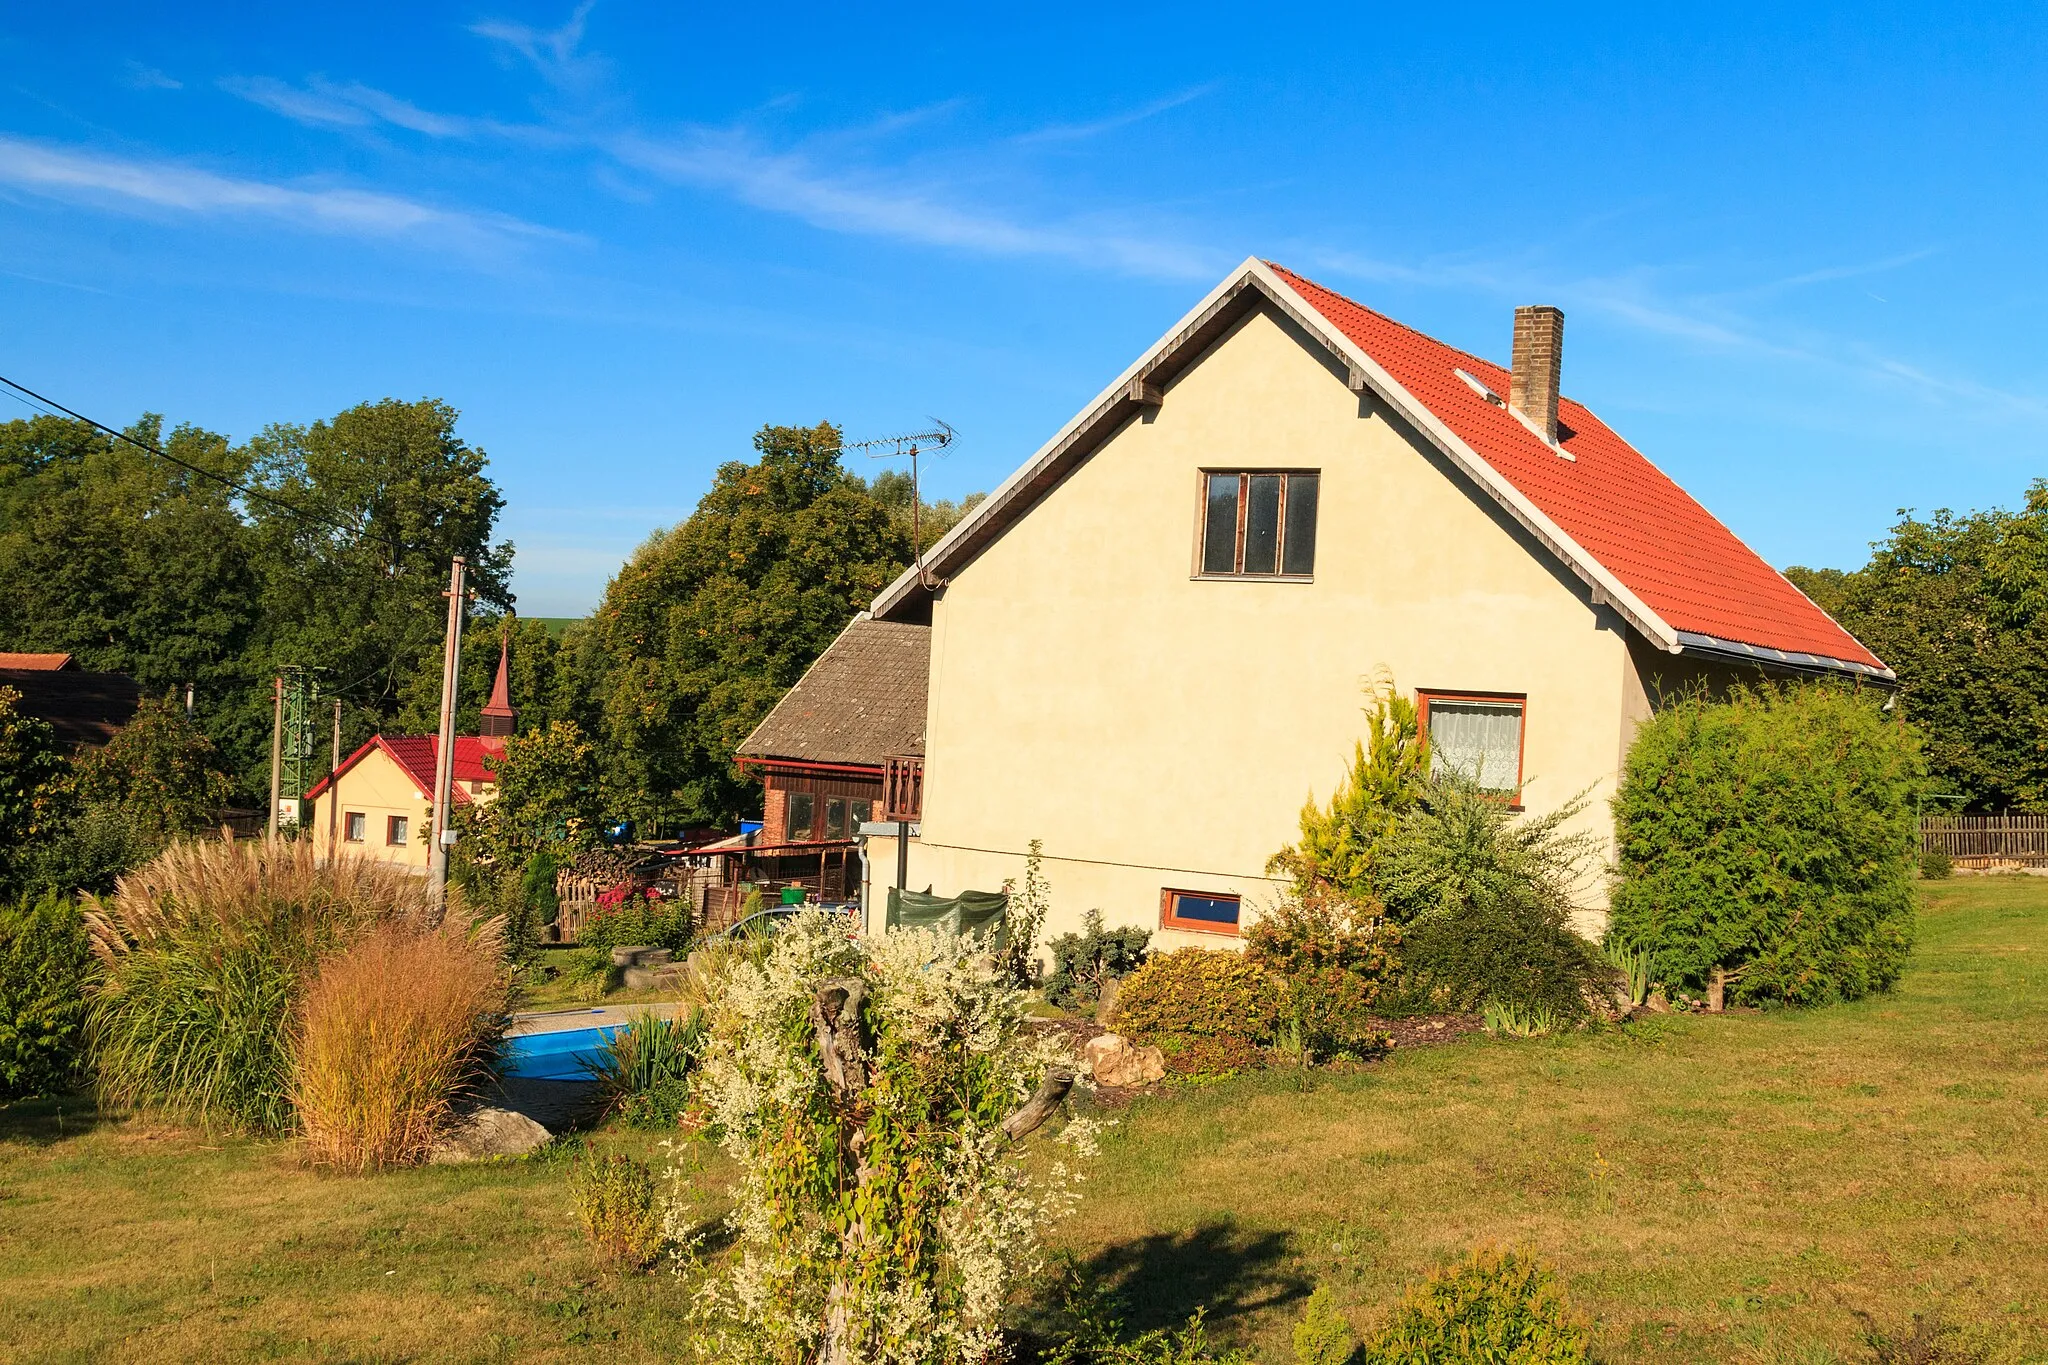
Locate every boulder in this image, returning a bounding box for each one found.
[1084,1032,1166,1088]
[621,964,683,992]
[429,1105,552,1163]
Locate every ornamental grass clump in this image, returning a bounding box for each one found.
[293,919,512,1170]
[584,1008,705,1127]
[682,909,1095,1365]
[84,837,442,1133]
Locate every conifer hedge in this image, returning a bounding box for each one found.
[1607,683,1921,1006]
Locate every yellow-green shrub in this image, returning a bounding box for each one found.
[1110,947,1282,1044]
[572,1151,666,1269]
[1363,1247,1591,1364]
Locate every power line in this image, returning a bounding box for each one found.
[0,372,404,553]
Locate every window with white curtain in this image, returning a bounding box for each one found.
[1422,694,1525,794]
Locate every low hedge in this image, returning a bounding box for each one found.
[1110,947,1282,1043]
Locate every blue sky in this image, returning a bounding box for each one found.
[3,4,2044,616]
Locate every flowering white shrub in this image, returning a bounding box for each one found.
[676,910,1095,1365]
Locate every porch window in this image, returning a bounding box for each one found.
[825,797,848,840]
[851,798,873,829]
[344,811,366,843]
[1420,692,1526,794]
[1160,888,1241,935]
[788,792,815,841]
[1198,471,1319,578]
[386,815,410,847]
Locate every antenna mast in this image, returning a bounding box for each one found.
[843,419,956,591]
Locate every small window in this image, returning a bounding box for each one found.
[1420,692,1526,794]
[787,792,814,841]
[1197,471,1319,578]
[386,815,410,847]
[1160,888,1241,935]
[344,811,366,843]
[850,798,873,829]
[824,797,847,840]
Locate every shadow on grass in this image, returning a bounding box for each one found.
[0,1091,111,1147]
[1074,1220,1311,1334]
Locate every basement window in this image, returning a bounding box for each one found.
[1198,471,1319,578]
[1160,888,1242,935]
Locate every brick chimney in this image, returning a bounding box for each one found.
[1509,305,1564,443]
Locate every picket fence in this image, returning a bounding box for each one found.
[1920,813,2048,866]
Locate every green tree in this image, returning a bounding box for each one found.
[583,423,912,827]
[70,695,234,843]
[0,688,68,894]
[1268,675,1429,902]
[1786,479,2048,810]
[457,719,605,879]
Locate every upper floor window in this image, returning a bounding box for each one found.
[1419,691,1526,795]
[1199,471,1319,578]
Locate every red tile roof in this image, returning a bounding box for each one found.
[1267,264,1883,671]
[0,652,75,670]
[305,734,501,802]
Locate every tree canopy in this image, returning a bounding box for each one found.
[1787,478,2048,811]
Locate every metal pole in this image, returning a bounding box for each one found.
[327,699,342,858]
[428,556,468,903]
[266,675,283,841]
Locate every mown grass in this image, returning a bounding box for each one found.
[2,878,2043,1362]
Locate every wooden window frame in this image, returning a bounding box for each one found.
[386,814,410,847]
[343,811,366,844]
[1416,689,1528,807]
[1192,468,1320,581]
[787,791,816,842]
[1159,887,1243,936]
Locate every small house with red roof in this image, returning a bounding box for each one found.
[304,636,519,868]
[835,258,1888,942]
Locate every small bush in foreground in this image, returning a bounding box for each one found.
[1920,846,1954,881]
[1111,948,1282,1043]
[1043,908,1151,1011]
[572,1151,666,1269]
[1292,1285,1357,1365]
[85,838,442,1132]
[1363,1246,1592,1364]
[585,1009,705,1127]
[0,892,91,1099]
[1608,683,1920,1006]
[293,920,511,1170]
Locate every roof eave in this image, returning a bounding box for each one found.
[1672,631,1897,685]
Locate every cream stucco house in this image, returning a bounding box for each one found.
[749,258,1889,945]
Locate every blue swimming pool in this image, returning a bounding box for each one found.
[502,1021,621,1081]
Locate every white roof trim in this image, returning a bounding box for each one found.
[873,256,1681,654]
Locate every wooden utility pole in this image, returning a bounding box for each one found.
[266,675,284,840]
[428,556,468,903]
[327,699,342,856]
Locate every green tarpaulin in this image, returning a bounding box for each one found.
[885,887,1009,945]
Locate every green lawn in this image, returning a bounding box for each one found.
[3,878,2044,1362]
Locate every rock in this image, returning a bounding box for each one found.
[621,964,683,992]
[610,945,672,968]
[1093,976,1124,1026]
[429,1105,552,1163]
[1084,1032,1166,1088]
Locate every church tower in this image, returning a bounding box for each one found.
[480,628,516,749]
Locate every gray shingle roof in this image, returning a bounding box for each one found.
[736,615,929,767]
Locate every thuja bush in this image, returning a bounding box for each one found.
[1608,683,1921,1006]
[85,838,442,1133]
[681,910,1093,1364]
[0,892,91,1099]
[1362,1246,1592,1364]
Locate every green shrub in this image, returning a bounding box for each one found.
[1363,1247,1592,1364]
[507,850,561,958]
[1111,948,1282,1044]
[571,1151,666,1269]
[0,892,91,1098]
[1919,846,1953,881]
[578,892,692,955]
[1608,683,1922,1006]
[585,1009,705,1127]
[1375,774,1599,930]
[1247,893,1401,1059]
[1389,886,1606,1021]
[1293,1285,1357,1365]
[86,838,441,1133]
[1152,1032,1269,1079]
[1043,909,1152,1010]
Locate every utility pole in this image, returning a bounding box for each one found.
[266,675,283,840]
[428,556,468,903]
[327,699,342,857]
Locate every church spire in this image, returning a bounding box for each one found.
[480,625,515,745]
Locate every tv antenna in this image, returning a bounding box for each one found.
[844,419,956,591]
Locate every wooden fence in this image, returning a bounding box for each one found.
[1921,813,2048,866]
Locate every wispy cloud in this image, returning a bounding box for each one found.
[124,61,182,91]
[608,126,1220,279]
[1012,85,1219,145]
[219,75,559,143]
[0,134,572,254]
[470,1,606,90]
